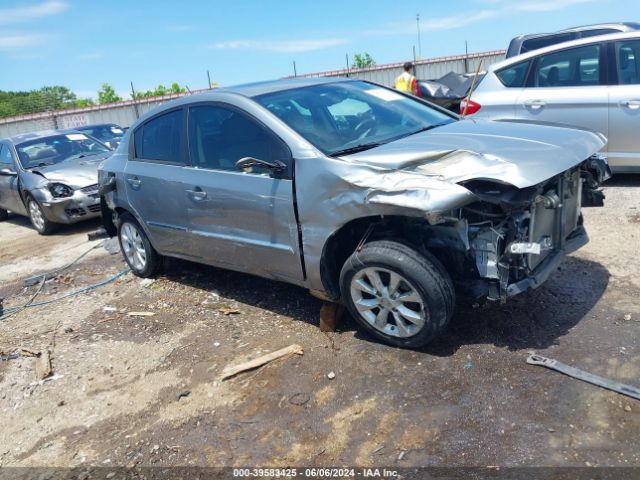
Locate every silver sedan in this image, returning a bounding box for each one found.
[99,78,609,348]
[0,130,112,234]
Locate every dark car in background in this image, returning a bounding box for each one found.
[506,22,640,58]
[77,123,125,149]
[0,130,113,234]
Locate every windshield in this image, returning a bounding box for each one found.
[255,81,455,156]
[77,125,124,142]
[16,133,111,169]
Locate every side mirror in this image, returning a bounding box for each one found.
[235,157,286,173]
[0,168,17,177]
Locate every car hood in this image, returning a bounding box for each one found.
[29,154,108,188]
[344,118,606,189]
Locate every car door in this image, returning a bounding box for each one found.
[181,103,304,282]
[124,108,192,256]
[515,43,609,147]
[608,39,640,171]
[0,143,27,215]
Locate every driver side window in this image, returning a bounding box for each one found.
[187,105,290,173]
[0,145,15,168]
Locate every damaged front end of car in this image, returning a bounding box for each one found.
[423,155,610,301]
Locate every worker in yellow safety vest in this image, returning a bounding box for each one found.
[394,62,420,96]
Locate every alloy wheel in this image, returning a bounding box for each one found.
[349,267,426,338]
[120,222,147,271]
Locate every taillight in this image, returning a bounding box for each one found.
[460,99,481,115]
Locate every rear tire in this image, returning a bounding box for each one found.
[117,212,161,277]
[27,196,56,235]
[0,208,8,221]
[340,240,455,348]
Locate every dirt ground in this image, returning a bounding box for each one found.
[1,176,639,469]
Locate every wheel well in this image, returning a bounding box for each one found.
[320,215,436,300]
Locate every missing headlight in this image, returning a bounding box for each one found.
[48,183,74,198]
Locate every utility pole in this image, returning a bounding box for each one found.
[346,54,350,76]
[465,41,469,73]
[416,13,422,60]
[207,70,212,88]
[413,45,416,62]
[130,81,140,119]
[293,61,297,77]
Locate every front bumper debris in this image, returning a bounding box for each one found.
[31,184,101,224]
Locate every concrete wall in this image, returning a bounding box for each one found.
[0,50,505,138]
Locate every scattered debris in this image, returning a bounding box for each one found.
[0,352,19,361]
[176,390,191,401]
[64,327,74,334]
[398,450,406,461]
[319,302,344,332]
[127,312,156,317]
[35,350,52,380]
[624,405,632,412]
[327,371,336,380]
[221,344,303,380]
[288,393,310,406]
[219,307,241,316]
[140,278,156,288]
[20,348,40,358]
[527,354,640,401]
[464,361,473,369]
[103,238,121,255]
[213,342,221,347]
[623,313,632,322]
[103,306,117,313]
[87,227,110,241]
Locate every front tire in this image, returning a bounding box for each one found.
[27,196,56,235]
[340,240,455,348]
[117,213,161,277]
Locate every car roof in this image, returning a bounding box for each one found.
[220,76,355,97]
[2,129,88,146]
[492,30,640,71]
[76,123,120,129]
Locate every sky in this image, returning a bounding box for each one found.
[0,0,634,99]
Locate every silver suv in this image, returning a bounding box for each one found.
[98,78,609,348]
[466,31,640,173]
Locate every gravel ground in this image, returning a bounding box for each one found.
[0,176,639,468]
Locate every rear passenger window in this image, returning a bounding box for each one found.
[521,33,574,54]
[496,60,531,87]
[135,109,184,162]
[616,40,640,85]
[533,44,601,87]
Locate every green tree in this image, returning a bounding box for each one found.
[352,53,376,69]
[98,83,123,104]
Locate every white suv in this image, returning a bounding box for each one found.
[465,31,640,173]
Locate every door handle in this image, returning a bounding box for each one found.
[186,188,207,201]
[126,177,141,188]
[623,100,640,110]
[524,100,546,109]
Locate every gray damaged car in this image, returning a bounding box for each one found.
[0,130,112,234]
[98,78,610,348]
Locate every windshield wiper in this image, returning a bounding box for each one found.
[391,122,450,142]
[329,142,382,157]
